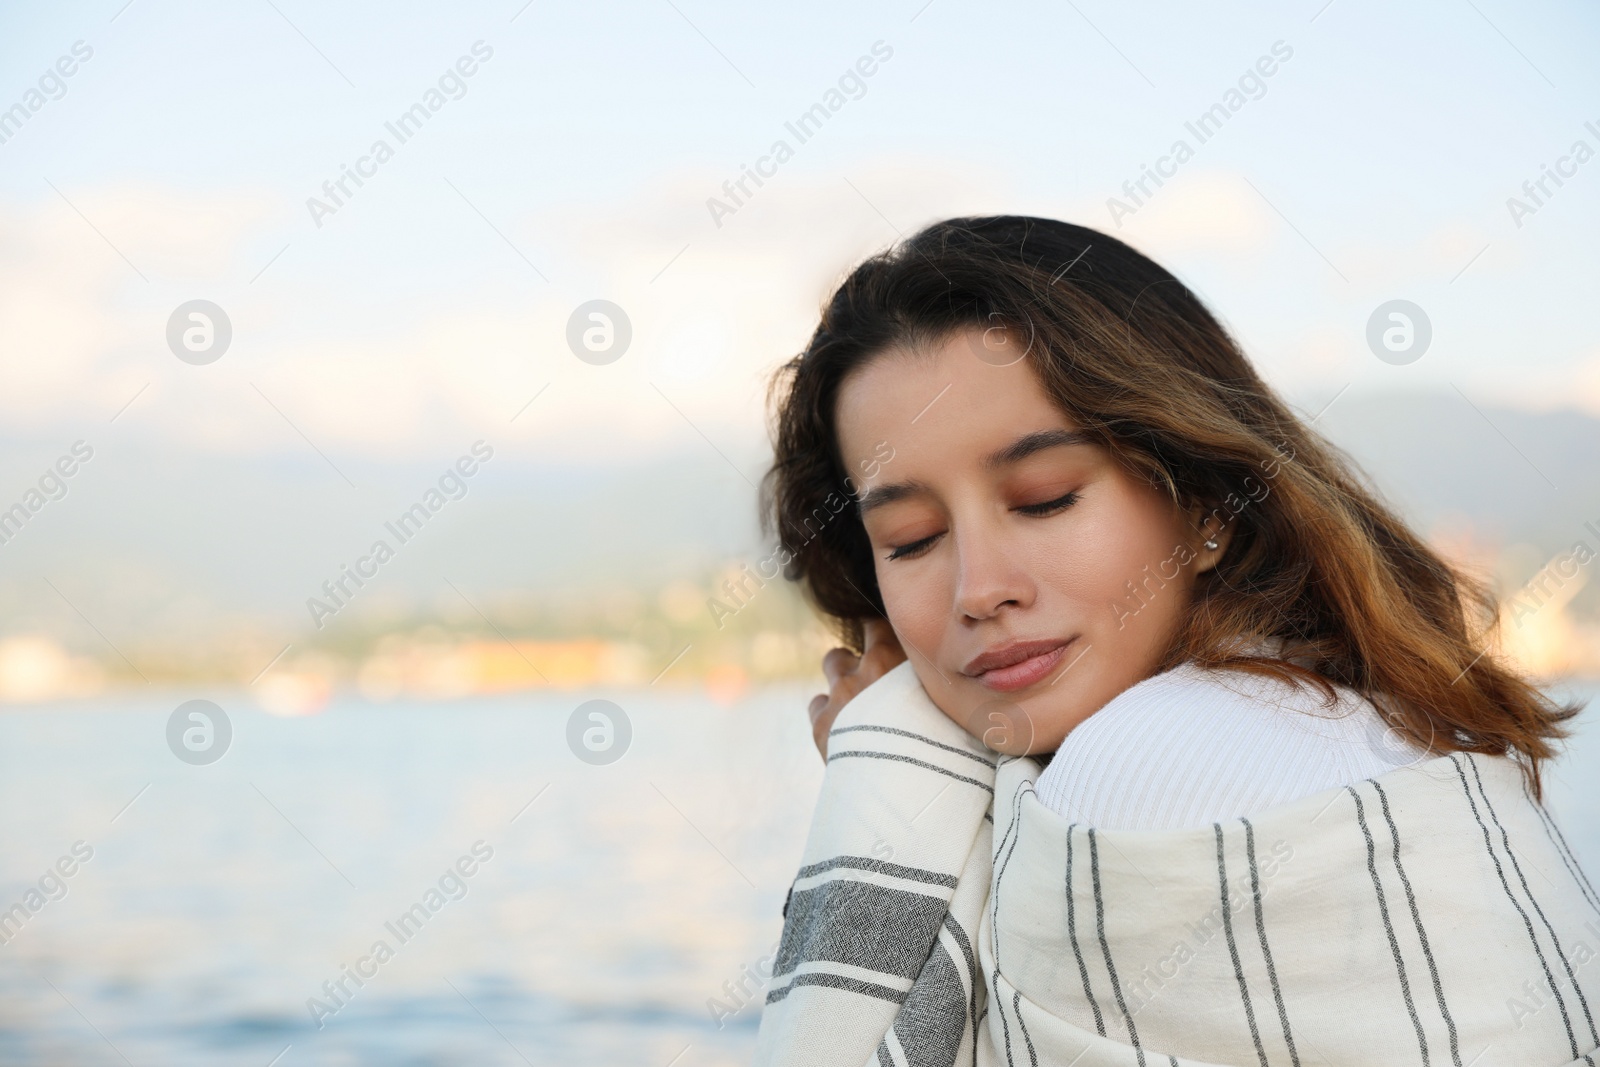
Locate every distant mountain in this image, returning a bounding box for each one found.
[1317,390,1600,554]
[1,390,1596,661]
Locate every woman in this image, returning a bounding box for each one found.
[753,216,1596,1066]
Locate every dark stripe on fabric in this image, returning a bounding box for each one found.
[1450,754,1579,1061]
[877,1043,894,1067]
[1215,823,1269,1067]
[774,880,950,982]
[942,914,982,1067]
[1242,818,1301,1067]
[1065,825,1107,1038]
[1543,806,1600,912]
[796,854,959,889]
[1532,799,1600,915]
[991,780,1031,973]
[1012,990,1039,1067]
[1350,785,1432,1065]
[830,723,999,769]
[991,779,1030,1067]
[1090,829,1146,1066]
[893,938,969,1067]
[943,913,981,982]
[765,970,909,1006]
[827,750,996,794]
[1370,780,1461,1066]
[1465,755,1598,1048]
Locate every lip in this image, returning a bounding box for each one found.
[962,638,1075,692]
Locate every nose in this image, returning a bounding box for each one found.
[952,522,1035,622]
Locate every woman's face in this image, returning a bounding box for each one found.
[834,327,1224,754]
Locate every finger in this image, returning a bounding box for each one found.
[822,647,859,687]
[861,620,907,672]
[814,719,830,759]
[862,618,898,650]
[811,696,837,759]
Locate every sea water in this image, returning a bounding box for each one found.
[0,681,1594,1065]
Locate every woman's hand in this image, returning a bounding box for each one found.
[807,619,908,760]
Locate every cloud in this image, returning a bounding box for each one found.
[1483,348,1600,417]
[1109,170,1276,255]
[1,160,1591,467]
[0,185,271,430]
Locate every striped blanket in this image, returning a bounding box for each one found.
[753,661,1600,1067]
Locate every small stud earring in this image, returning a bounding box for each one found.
[1204,538,1219,550]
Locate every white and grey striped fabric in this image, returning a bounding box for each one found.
[753,661,1600,1067]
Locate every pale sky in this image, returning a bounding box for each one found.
[1,0,1597,474]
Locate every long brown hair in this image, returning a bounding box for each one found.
[762,215,1578,794]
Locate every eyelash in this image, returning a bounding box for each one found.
[1015,489,1080,517]
[883,490,1080,561]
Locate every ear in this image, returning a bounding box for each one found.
[1184,503,1235,576]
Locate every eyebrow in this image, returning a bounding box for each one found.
[854,428,1092,514]
[981,428,1092,469]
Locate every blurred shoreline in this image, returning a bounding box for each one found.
[3,608,1597,717]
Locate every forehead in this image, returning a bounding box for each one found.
[834,329,1069,466]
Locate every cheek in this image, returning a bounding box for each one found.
[1023,488,1185,608]
[876,566,960,704]
[1084,490,1194,641]
[875,562,946,652]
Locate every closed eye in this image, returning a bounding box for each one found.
[884,491,1079,560]
[885,532,943,562]
[1014,489,1079,517]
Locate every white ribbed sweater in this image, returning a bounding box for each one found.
[1033,661,1420,830]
